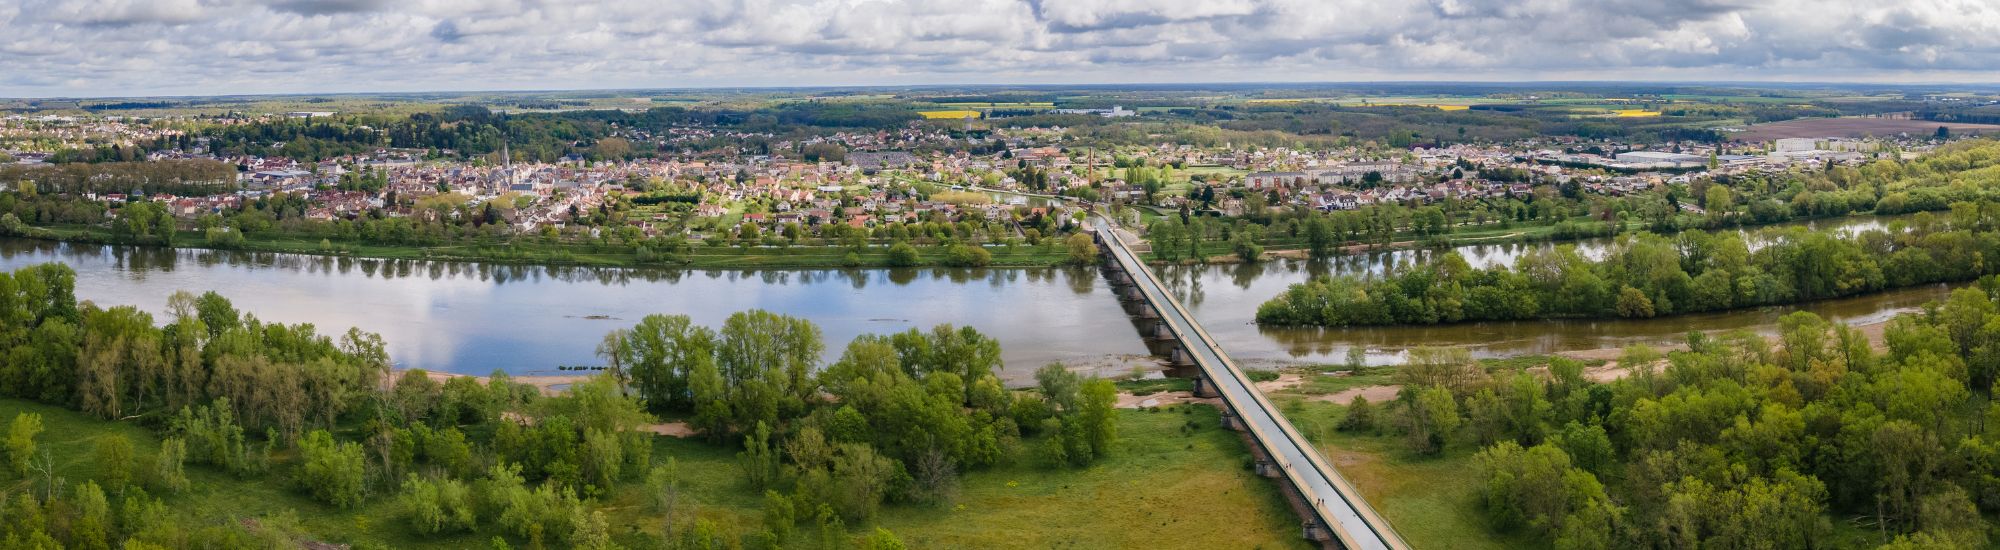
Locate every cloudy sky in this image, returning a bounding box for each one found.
[4,0,1998,97]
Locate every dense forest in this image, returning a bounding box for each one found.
[1334,286,2000,548]
[171,103,928,164]
[0,264,1118,548]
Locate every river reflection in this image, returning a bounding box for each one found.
[0,213,1950,381]
[1156,214,1934,367]
[0,238,1146,384]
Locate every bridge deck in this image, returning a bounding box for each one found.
[1094,219,1405,550]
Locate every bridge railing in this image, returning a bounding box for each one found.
[1093,220,1407,550]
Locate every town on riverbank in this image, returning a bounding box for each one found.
[3,87,1993,271]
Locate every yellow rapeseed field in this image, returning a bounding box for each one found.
[919,110,982,119]
[1360,103,1471,111]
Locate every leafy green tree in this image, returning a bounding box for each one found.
[5,412,41,476]
[1147,218,1187,261]
[1398,387,1461,454]
[1473,442,1611,538]
[942,244,992,267]
[830,443,897,523]
[1550,422,1613,476]
[154,437,189,493]
[71,480,111,550]
[646,458,683,519]
[1064,233,1098,265]
[93,435,135,492]
[295,430,367,508]
[1229,226,1263,262]
[580,428,623,494]
[689,356,730,441]
[1338,397,1377,432]
[1303,217,1337,259]
[401,476,477,534]
[862,528,907,550]
[570,509,616,550]
[762,490,796,540]
[1615,286,1655,318]
[1078,379,1118,458]
[1035,363,1082,413]
[739,422,780,491]
[886,242,921,267]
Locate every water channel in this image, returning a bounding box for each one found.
[0,213,1952,383]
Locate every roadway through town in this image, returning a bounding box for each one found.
[1093,218,1407,550]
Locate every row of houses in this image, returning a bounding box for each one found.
[1243,162,1424,189]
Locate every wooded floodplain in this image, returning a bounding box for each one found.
[0,263,1124,549]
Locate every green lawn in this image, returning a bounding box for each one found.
[876,406,1311,549]
[0,399,1311,549]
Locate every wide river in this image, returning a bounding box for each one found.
[0,214,1954,383]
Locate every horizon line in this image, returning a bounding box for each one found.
[9,79,2000,102]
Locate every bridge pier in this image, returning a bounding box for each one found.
[1191,375,1220,398]
[1219,407,1245,431]
[1303,521,1333,543]
[1092,218,1402,550]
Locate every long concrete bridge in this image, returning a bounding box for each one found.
[1091,218,1408,550]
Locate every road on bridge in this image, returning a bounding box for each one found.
[1094,218,1407,550]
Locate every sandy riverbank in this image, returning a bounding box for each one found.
[1117,314,1901,407]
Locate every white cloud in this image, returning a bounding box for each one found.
[2,0,1997,97]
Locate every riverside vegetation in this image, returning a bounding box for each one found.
[1308,285,2000,548]
[1241,141,2000,327]
[0,261,1164,549]
[1256,198,2000,327]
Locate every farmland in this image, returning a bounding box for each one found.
[917,110,982,119]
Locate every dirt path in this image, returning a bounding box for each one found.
[638,421,697,437]
[1115,391,1220,409]
[1316,384,1402,405]
[1257,372,1304,392]
[1116,371,1305,409]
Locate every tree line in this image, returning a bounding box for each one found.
[1258,199,2000,327]
[597,314,1120,532]
[0,266,1107,548]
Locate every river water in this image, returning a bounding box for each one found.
[0,214,1951,381]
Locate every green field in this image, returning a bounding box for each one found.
[1272,398,1538,550]
[0,398,1310,549]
